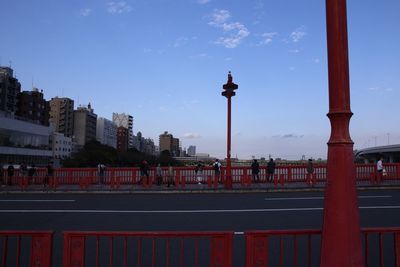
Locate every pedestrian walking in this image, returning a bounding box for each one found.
[251,159,260,183]
[156,164,163,186]
[167,164,175,187]
[307,159,314,186]
[267,158,276,182]
[376,156,384,183]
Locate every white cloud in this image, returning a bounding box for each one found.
[183,133,201,139]
[107,1,132,14]
[368,87,393,92]
[291,26,306,42]
[80,8,92,17]
[259,32,277,45]
[198,0,211,4]
[209,9,250,48]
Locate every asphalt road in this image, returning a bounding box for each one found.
[1,189,399,266]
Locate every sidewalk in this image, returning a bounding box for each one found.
[1,180,399,194]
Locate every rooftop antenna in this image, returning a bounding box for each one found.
[61,88,64,97]
[9,60,12,68]
[32,76,34,90]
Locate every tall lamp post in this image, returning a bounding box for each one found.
[320,0,363,265]
[222,72,238,189]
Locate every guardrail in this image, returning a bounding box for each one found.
[2,228,400,266]
[62,231,233,267]
[245,228,400,267]
[2,163,400,190]
[0,231,53,267]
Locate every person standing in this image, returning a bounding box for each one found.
[307,159,315,186]
[213,159,222,183]
[7,163,14,186]
[140,160,150,184]
[45,162,54,189]
[251,159,260,183]
[97,163,106,185]
[267,158,276,182]
[377,156,384,183]
[195,162,204,184]
[28,164,36,185]
[0,163,4,187]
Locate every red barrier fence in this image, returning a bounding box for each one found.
[245,228,400,267]
[0,231,53,267]
[2,163,400,190]
[62,231,233,267]
[1,228,400,266]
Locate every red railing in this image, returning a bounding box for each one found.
[245,228,400,267]
[0,231,53,267]
[2,163,400,190]
[62,231,233,267]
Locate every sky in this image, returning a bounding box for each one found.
[1,0,399,160]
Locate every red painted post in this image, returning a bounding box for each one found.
[63,234,85,267]
[222,72,238,190]
[210,234,233,267]
[320,0,364,266]
[31,233,53,267]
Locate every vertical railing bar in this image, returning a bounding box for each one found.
[307,234,312,267]
[195,239,199,267]
[166,238,170,267]
[16,236,20,267]
[365,232,369,267]
[294,235,298,267]
[379,233,384,267]
[180,237,184,267]
[123,236,127,267]
[109,236,113,267]
[279,236,283,267]
[138,238,141,267]
[2,236,8,267]
[96,236,99,267]
[152,237,156,267]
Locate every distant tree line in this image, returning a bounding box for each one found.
[62,140,182,167]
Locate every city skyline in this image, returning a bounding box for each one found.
[1,0,399,159]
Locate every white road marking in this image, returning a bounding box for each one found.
[0,205,400,213]
[264,195,392,201]
[0,200,76,202]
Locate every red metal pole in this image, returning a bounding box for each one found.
[320,0,364,266]
[226,95,232,189]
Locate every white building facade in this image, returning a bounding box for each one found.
[50,132,72,159]
[96,117,117,148]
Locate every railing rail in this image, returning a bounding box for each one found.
[2,163,400,190]
[0,231,53,267]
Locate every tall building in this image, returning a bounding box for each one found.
[112,113,133,148]
[159,131,173,153]
[159,131,180,156]
[116,126,129,153]
[49,97,74,137]
[134,131,156,155]
[16,88,50,126]
[73,103,97,147]
[0,66,21,113]
[96,117,117,148]
[188,145,196,156]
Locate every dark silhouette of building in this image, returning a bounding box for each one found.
[0,66,21,113]
[49,97,74,137]
[73,103,97,147]
[16,88,50,126]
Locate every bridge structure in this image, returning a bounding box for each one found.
[0,0,396,266]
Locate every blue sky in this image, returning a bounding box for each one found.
[1,0,399,159]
